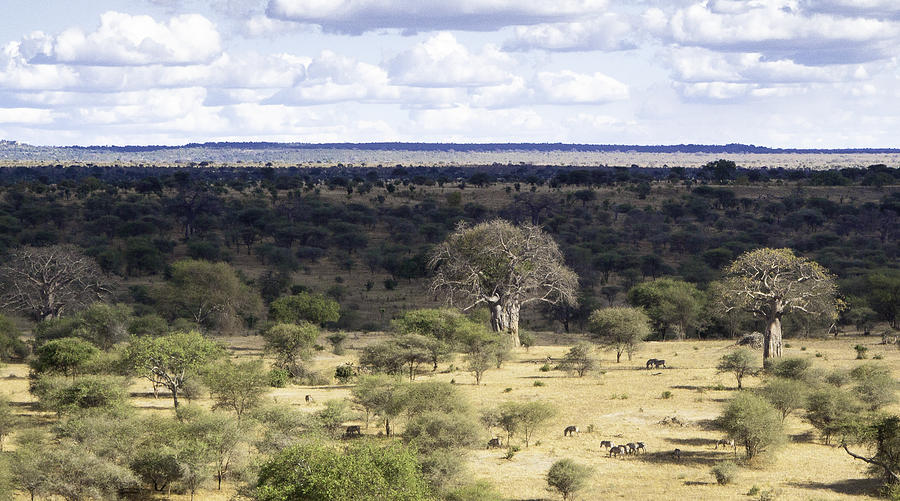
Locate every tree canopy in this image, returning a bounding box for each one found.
[587,306,651,362]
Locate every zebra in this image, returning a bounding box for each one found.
[564,425,579,437]
[609,446,625,458]
[635,442,646,454]
[600,440,614,450]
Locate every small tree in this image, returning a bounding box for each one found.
[716,349,758,390]
[627,278,704,339]
[203,359,269,419]
[560,342,597,377]
[326,332,347,355]
[850,363,898,411]
[30,337,99,378]
[125,331,224,408]
[269,292,340,326]
[350,375,406,436]
[75,302,133,350]
[30,375,129,415]
[546,459,592,501]
[467,349,494,385]
[519,401,556,447]
[263,322,318,377]
[717,392,785,459]
[587,307,651,362]
[0,314,27,361]
[805,386,860,445]
[759,377,809,422]
[843,416,900,485]
[768,357,813,381]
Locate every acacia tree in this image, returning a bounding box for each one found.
[720,248,839,360]
[429,219,578,347]
[125,331,224,408]
[0,245,113,321]
[627,278,704,340]
[587,307,651,363]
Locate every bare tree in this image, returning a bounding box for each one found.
[719,248,839,360]
[0,245,113,321]
[429,219,577,347]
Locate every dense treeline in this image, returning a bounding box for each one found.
[0,161,896,337]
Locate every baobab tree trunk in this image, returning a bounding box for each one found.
[764,315,783,360]
[490,300,521,347]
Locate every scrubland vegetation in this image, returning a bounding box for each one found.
[0,160,896,500]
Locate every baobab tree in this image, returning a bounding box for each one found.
[429,219,577,347]
[0,245,113,320]
[720,248,839,360]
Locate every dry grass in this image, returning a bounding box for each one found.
[4,333,897,500]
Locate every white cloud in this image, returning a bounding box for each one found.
[534,70,629,104]
[648,0,900,65]
[503,14,636,52]
[265,0,609,34]
[387,33,513,87]
[27,11,222,66]
[0,107,55,124]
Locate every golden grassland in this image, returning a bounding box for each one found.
[4,331,897,500]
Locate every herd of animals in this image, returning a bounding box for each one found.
[307,357,739,458]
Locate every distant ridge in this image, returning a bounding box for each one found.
[10,141,900,154]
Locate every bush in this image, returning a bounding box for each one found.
[717,392,785,459]
[268,368,291,388]
[546,458,592,500]
[711,461,738,485]
[533,381,545,387]
[539,363,551,372]
[850,362,897,410]
[334,364,355,384]
[768,357,812,381]
[855,344,869,359]
[256,441,431,501]
[444,481,503,501]
[559,342,596,377]
[31,375,129,414]
[661,391,673,399]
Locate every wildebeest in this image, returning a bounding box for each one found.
[600,440,614,450]
[305,394,314,403]
[345,425,361,437]
[672,448,682,460]
[636,442,646,453]
[609,446,625,458]
[564,425,579,436]
[487,437,502,448]
[716,438,736,451]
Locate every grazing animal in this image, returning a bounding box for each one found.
[487,437,502,449]
[636,442,646,454]
[653,359,667,368]
[345,425,361,437]
[305,394,314,403]
[600,440,614,450]
[672,448,682,460]
[609,446,624,458]
[564,425,579,437]
[625,443,637,455]
[646,358,658,369]
[716,438,736,451]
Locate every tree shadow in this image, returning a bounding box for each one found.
[666,437,719,447]
[634,449,723,467]
[787,478,882,496]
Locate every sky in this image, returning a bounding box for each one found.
[1,0,899,147]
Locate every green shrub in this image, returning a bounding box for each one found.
[533,381,545,387]
[268,368,291,388]
[661,391,673,399]
[334,364,355,384]
[539,363,551,372]
[854,344,869,359]
[711,461,738,485]
[546,458,592,500]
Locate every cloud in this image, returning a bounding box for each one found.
[387,33,514,87]
[503,14,636,52]
[265,0,609,34]
[646,1,900,65]
[25,11,222,66]
[534,70,629,104]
